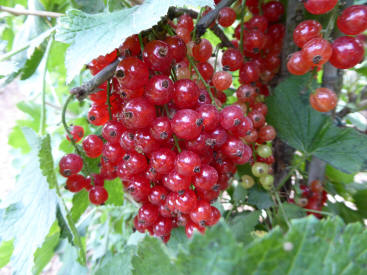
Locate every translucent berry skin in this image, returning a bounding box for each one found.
[138,203,159,227]
[171,109,203,140]
[119,130,136,152]
[248,111,266,129]
[150,117,172,141]
[89,186,108,205]
[175,150,201,177]
[258,125,277,142]
[163,170,191,192]
[122,97,156,129]
[134,129,160,154]
[82,135,104,158]
[184,132,212,154]
[153,217,173,237]
[149,185,169,206]
[197,104,220,132]
[89,51,117,75]
[117,152,148,178]
[210,127,228,148]
[239,61,260,84]
[194,164,218,191]
[221,48,243,71]
[231,117,254,138]
[207,206,221,226]
[115,57,149,90]
[176,27,191,44]
[310,88,338,112]
[176,190,198,214]
[165,36,187,62]
[293,20,322,48]
[173,79,200,109]
[145,75,173,106]
[236,84,257,104]
[134,216,147,233]
[88,105,109,126]
[301,38,332,66]
[268,23,285,43]
[221,137,251,163]
[220,105,244,130]
[337,5,367,35]
[303,0,338,15]
[218,7,236,27]
[102,142,124,164]
[143,40,173,73]
[212,71,232,91]
[192,39,213,63]
[190,200,212,226]
[177,13,194,32]
[262,1,284,22]
[185,220,205,238]
[59,154,83,177]
[329,36,365,69]
[124,175,151,202]
[119,34,140,56]
[150,148,176,174]
[287,51,312,76]
[243,29,266,54]
[248,15,268,32]
[102,121,125,144]
[65,174,87,192]
[66,125,84,143]
[197,62,214,81]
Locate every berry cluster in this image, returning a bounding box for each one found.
[58,0,288,241]
[291,180,328,219]
[287,3,366,113]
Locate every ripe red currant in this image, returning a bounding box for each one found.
[310,87,337,112]
[59,154,83,177]
[337,5,367,35]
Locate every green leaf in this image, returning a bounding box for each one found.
[237,216,367,274]
[132,236,178,275]
[325,164,355,184]
[228,211,260,244]
[58,240,88,275]
[105,178,124,206]
[324,202,362,223]
[39,134,58,189]
[20,41,47,80]
[0,128,58,274]
[55,0,214,82]
[353,189,367,218]
[71,0,105,13]
[32,222,60,275]
[232,184,247,204]
[95,248,135,275]
[176,223,241,275]
[266,74,367,174]
[70,190,90,223]
[247,184,274,209]
[0,240,13,268]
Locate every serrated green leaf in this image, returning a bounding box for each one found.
[32,222,60,275]
[55,0,214,82]
[132,236,177,275]
[70,190,90,223]
[176,223,241,275]
[247,184,274,209]
[0,128,58,274]
[228,211,260,244]
[95,247,135,275]
[237,216,367,274]
[20,41,46,80]
[266,74,367,174]
[105,178,124,206]
[0,240,13,268]
[39,134,57,189]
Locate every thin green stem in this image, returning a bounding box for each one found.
[40,36,53,135]
[107,80,112,120]
[304,208,335,216]
[324,6,338,40]
[192,7,204,40]
[239,0,246,57]
[274,191,291,228]
[213,45,220,73]
[187,55,221,110]
[120,0,132,8]
[138,33,144,54]
[163,104,170,117]
[276,157,305,191]
[173,134,182,153]
[55,181,86,265]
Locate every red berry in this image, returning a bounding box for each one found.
[138,203,159,227]
[88,105,109,126]
[301,38,332,66]
[89,186,108,205]
[221,137,251,163]
[236,84,257,103]
[115,57,149,90]
[143,40,173,73]
[65,174,87,192]
[89,51,117,75]
[163,169,191,192]
[337,5,367,35]
[117,152,148,178]
[209,127,228,148]
[122,97,156,129]
[102,121,125,144]
[119,35,140,56]
[125,175,151,202]
[222,48,243,71]
[262,1,284,22]
[220,105,244,130]
[153,217,173,237]
[102,142,124,164]
[258,125,276,142]
[243,29,266,54]
[185,220,205,238]
[59,153,83,177]
[329,36,365,69]
[82,135,104,158]
[267,23,285,42]
[171,109,203,140]
[177,13,194,32]
[175,150,201,177]
[192,39,213,63]
[190,200,212,226]
[310,87,338,112]
[239,61,260,84]
[218,7,236,27]
[197,104,220,132]
[293,20,322,48]
[184,132,212,154]
[207,206,221,226]
[66,125,84,143]
[149,185,169,205]
[134,129,160,154]
[212,71,232,91]
[196,62,214,81]
[287,51,312,76]
[173,79,200,109]
[150,148,176,175]
[176,27,191,44]
[196,188,220,202]
[248,111,266,129]
[150,117,173,141]
[119,130,136,152]
[165,36,187,62]
[176,190,197,214]
[194,164,218,190]
[303,0,338,15]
